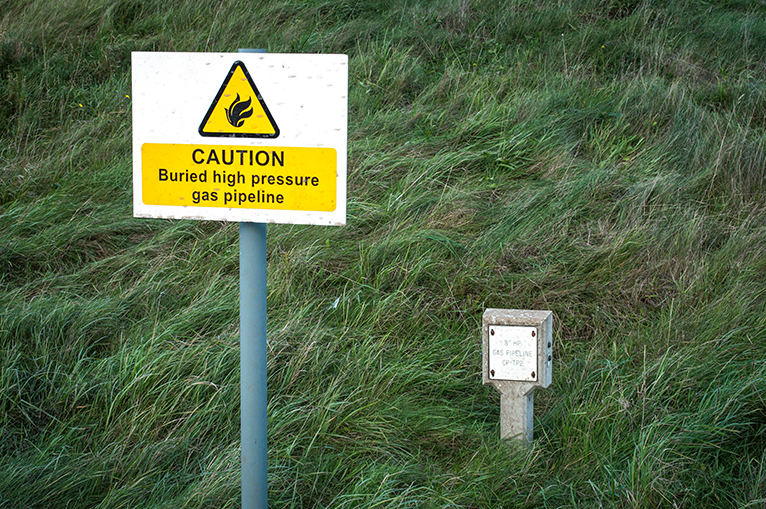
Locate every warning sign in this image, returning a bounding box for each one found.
[131,52,348,225]
[199,61,279,138]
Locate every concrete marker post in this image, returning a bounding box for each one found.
[482,309,553,444]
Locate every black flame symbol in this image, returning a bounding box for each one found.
[225,94,253,128]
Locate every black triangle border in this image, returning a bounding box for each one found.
[198,60,280,138]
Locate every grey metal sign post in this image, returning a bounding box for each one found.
[238,47,268,509]
[240,220,268,508]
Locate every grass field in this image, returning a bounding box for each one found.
[2,0,766,507]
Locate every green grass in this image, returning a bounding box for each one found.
[2,0,766,507]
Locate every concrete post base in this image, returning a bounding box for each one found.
[499,383,535,443]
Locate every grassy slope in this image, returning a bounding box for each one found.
[1,0,766,507]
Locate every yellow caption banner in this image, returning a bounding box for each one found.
[142,143,337,211]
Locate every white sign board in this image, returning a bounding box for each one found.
[488,325,538,381]
[131,52,348,225]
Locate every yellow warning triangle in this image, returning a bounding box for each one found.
[199,61,279,138]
